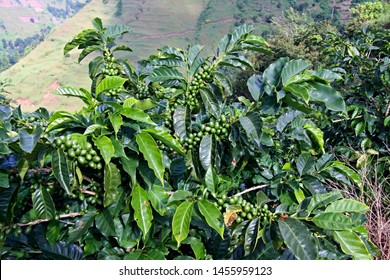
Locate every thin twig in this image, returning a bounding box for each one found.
[81,189,97,196]
[332,115,362,123]
[1,212,82,229]
[234,184,269,197]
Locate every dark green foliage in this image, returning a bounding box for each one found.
[0,18,378,260]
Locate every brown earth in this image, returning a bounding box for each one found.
[15,81,60,111]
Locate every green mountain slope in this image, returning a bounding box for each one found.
[0,0,91,71]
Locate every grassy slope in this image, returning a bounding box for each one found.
[0,0,117,112]
[0,0,208,112]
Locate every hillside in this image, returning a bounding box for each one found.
[0,0,355,112]
[0,0,91,71]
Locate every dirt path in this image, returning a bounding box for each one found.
[135,17,236,40]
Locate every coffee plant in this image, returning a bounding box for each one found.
[0,18,378,260]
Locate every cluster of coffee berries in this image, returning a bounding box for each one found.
[76,181,104,208]
[105,86,124,97]
[135,82,149,99]
[0,223,23,240]
[188,65,214,92]
[102,55,119,76]
[13,115,47,131]
[214,194,273,224]
[167,98,185,114]
[200,115,230,141]
[185,65,214,109]
[156,139,173,153]
[51,135,102,170]
[180,131,203,151]
[179,115,231,151]
[162,116,173,131]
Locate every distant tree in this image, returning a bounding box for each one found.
[115,0,122,17]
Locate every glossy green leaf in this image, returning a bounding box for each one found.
[19,127,43,153]
[313,212,358,230]
[104,24,132,40]
[200,88,221,118]
[205,166,219,194]
[311,69,342,82]
[51,149,72,194]
[40,241,83,260]
[143,128,184,156]
[304,124,325,153]
[114,218,140,250]
[103,162,121,207]
[84,234,103,256]
[0,171,9,188]
[330,161,362,190]
[66,212,97,245]
[282,95,313,114]
[263,57,289,95]
[183,237,206,260]
[239,112,262,145]
[244,218,261,253]
[95,209,116,236]
[198,199,224,238]
[283,83,310,103]
[296,152,315,176]
[309,83,346,113]
[0,184,18,224]
[168,190,193,204]
[110,136,126,158]
[46,111,78,132]
[247,74,262,101]
[134,98,157,111]
[173,105,189,139]
[214,71,233,96]
[172,201,194,246]
[54,87,93,105]
[149,66,185,82]
[278,218,317,260]
[199,135,212,170]
[32,187,56,220]
[325,199,369,214]
[63,28,98,55]
[120,155,138,185]
[188,45,204,76]
[131,185,153,239]
[307,190,343,214]
[84,124,105,135]
[316,153,334,171]
[120,107,156,125]
[108,114,122,136]
[46,221,60,246]
[148,185,169,216]
[333,230,372,260]
[276,110,303,132]
[96,76,127,95]
[136,131,164,186]
[94,136,115,165]
[16,159,28,182]
[281,59,312,85]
